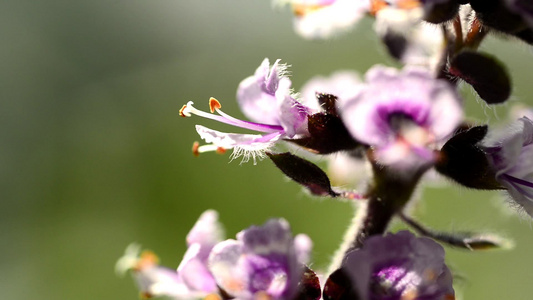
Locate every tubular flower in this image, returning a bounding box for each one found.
[115,210,224,299]
[275,0,370,39]
[180,58,310,164]
[482,117,533,217]
[342,231,455,300]
[339,65,463,173]
[208,219,313,300]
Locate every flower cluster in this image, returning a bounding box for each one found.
[118,212,453,300]
[117,211,316,300]
[120,1,533,299]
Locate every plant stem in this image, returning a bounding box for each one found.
[327,152,426,273]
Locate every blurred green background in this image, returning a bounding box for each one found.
[2,1,533,299]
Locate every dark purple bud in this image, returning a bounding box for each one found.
[423,0,460,24]
[381,32,408,61]
[266,152,340,197]
[290,112,361,154]
[436,125,502,189]
[449,51,511,104]
[316,93,339,116]
[470,0,528,33]
[323,269,360,300]
[294,266,322,300]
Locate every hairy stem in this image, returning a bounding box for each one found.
[326,202,367,275]
[327,153,426,273]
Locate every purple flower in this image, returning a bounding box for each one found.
[275,0,370,39]
[180,59,310,164]
[342,231,454,300]
[482,117,533,217]
[115,210,224,299]
[339,65,463,172]
[208,218,313,300]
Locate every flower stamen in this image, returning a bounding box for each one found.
[396,0,421,10]
[370,0,389,15]
[180,100,284,133]
[209,97,222,113]
[133,250,159,272]
[192,141,227,157]
[292,4,327,17]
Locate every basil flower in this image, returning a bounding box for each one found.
[115,210,224,299]
[180,58,310,164]
[275,0,370,39]
[483,117,533,217]
[339,65,463,174]
[342,231,455,300]
[208,219,312,300]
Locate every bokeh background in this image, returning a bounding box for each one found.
[2,1,533,299]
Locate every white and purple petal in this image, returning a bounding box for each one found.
[285,0,370,39]
[178,210,224,293]
[340,65,463,169]
[116,244,208,299]
[484,117,533,217]
[195,125,282,152]
[208,219,311,300]
[276,77,310,137]
[237,58,289,125]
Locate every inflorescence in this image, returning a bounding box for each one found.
[118,1,533,299]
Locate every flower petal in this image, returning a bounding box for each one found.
[292,0,370,39]
[195,125,282,151]
[237,58,287,125]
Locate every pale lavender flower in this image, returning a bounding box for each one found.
[483,117,533,217]
[115,210,224,299]
[275,0,370,39]
[340,65,463,172]
[208,219,312,300]
[342,231,455,300]
[180,59,309,164]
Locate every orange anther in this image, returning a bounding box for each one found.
[134,250,159,271]
[254,291,273,300]
[292,4,324,17]
[204,293,223,300]
[397,0,421,10]
[400,289,417,300]
[216,147,227,155]
[444,294,456,300]
[192,142,200,157]
[209,97,222,113]
[370,0,388,15]
[179,104,188,117]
